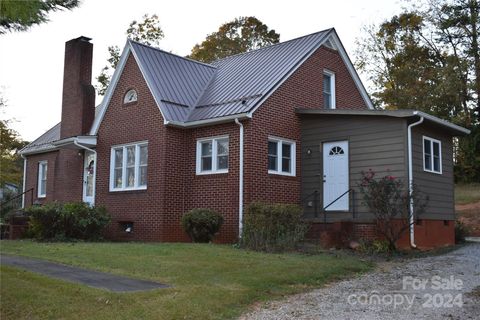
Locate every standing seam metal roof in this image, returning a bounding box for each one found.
[129,29,332,123]
[21,29,337,154]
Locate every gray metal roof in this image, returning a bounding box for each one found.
[129,29,332,123]
[189,30,330,121]
[129,41,216,122]
[20,122,61,155]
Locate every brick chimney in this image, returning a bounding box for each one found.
[60,36,95,139]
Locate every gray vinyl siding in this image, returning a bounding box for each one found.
[411,124,455,220]
[301,115,408,222]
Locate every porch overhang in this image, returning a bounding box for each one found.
[296,109,470,136]
[52,135,97,150]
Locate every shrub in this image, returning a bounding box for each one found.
[25,202,110,241]
[455,220,469,244]
[181,208,223,243]
[241,202,308,252]
[357,239,391,254]
[359,170,427,251]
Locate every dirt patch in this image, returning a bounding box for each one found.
[456,201,480,237]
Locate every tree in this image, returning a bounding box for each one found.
[188,16,280,63]
[0,94,28,188]
[355,0,480,182]
[96,14,164,95]
[0,0,80,34]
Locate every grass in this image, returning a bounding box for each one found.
[455,183,480,205]
[0,241,371,320]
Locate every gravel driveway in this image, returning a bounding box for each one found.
[242,243,480,320]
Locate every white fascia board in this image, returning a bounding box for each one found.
[414,111,470,135]
[90,42,131,135]
[19,145,58,156]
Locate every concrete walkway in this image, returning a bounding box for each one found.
[1,254,169,292]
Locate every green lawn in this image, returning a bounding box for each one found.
[0,241,371,320]
[455,183,480,205]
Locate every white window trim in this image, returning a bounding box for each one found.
[423,136,442,174]
[323,69,336,109]
[109,141,148,191]
[37,160,47,198]
[268,136,296,177]
[196,135,229,175]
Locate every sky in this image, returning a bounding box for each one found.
[0,0,404,142]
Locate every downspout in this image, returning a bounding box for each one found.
[407,114,424,248]
[235,118,244,238]
[74,140,97,205]
[21,155,27,208]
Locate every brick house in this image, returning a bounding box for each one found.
[20,29,469,249]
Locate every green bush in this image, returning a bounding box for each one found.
[241,202,308,252]
[455,220,469,244]
[25,202,110,241]
[357,239,392,254]
[181,208,223,243]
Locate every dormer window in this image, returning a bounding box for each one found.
[323,70,335,109]
[123,89,138,104]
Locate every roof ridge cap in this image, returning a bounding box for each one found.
[212,28,334,64]
[128,39,217,69]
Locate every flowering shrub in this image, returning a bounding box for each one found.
[359,170,427,251]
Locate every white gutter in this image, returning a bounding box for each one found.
[235,118,244,238]
[166,113,250,128]
[21,155,27,208]
[407,114,424,248]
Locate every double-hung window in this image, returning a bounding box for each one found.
[196,136,229,174]
[110,141,148,191]
[37,161,47,198]
[423,136,442,174]
[268,137,296,176]
[323,70,336,109]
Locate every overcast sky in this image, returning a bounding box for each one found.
[0,0,404,141]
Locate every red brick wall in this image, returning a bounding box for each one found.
[24,150,84,205]
[96,54,166,241]
[308,220,455,250]
[243,46,368,208]
[24,152,58,205]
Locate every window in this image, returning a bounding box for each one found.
[123,89,138,104]
[323,70,335,109]
[110,142,148,191]
[423,136,442,174]
[196,136,229,174]
[37,161,47,198]
[268,137,296,176]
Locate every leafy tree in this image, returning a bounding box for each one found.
[355,1,480,182]
[0,94,28,188]
[96,14,164,95]
[0,0,80,34]
[188,16,280,63]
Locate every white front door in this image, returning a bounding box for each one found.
[323,141,349,211]
[83,151,96,206]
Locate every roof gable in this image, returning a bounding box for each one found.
[91,28,374,133]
